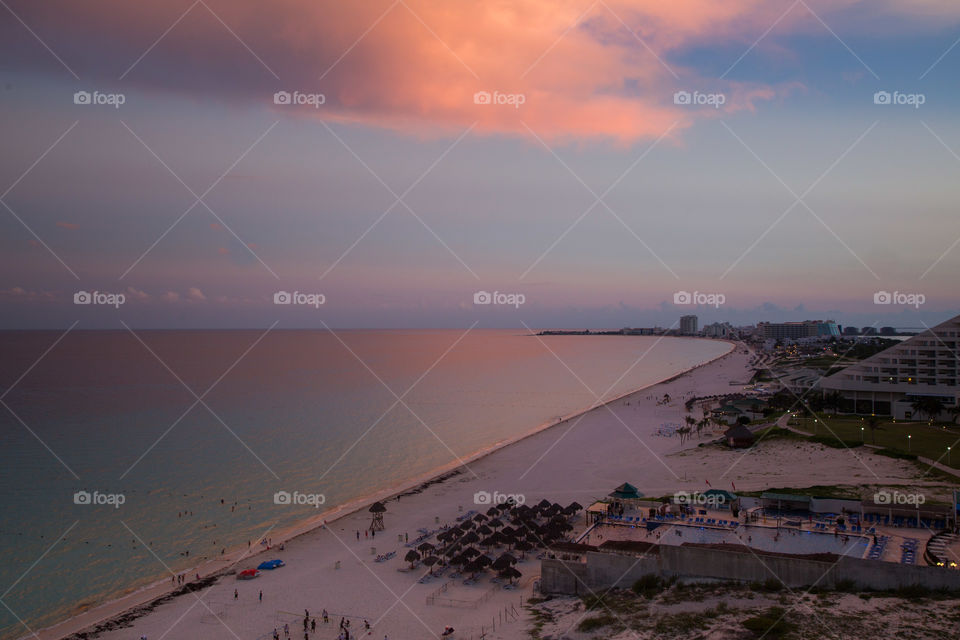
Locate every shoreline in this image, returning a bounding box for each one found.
[33,337,737,640]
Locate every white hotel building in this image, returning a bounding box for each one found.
[820,314,960,419]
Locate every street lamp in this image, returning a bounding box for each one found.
[861,426,864,442]
[908,434,912,452]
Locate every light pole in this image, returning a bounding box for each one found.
[908,434,912,452]
[861,427,864,443]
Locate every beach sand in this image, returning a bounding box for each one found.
[34,341,940,640]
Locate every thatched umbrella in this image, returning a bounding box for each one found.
[480,534,500,548]
[460,520,475,530]
[498,566,522,585]
[513,540,533,558]
[423,555,439,574]
[449,553,468,567]
[500,526,516,538]
[492,553,517,570]
[404,550,420,568]
[443,544,461,557]
[464,558,484,575]
[477,524,493,536]
[462,546,481,558]
[536,499,551,509]
[568,501,583,512]
[486,506,501,516]
[417,542,435,553]
[461,531,480,545]
[488,518,503,529]
[473,513,488,522]
[476,553,493,568]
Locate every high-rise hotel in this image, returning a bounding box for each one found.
[820,314,960,419]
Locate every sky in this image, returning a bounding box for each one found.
[1,0,959,329]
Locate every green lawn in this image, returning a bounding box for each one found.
[788,416,960,469]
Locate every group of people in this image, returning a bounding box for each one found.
[272,610,373,640]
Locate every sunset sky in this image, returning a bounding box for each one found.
[2,0,959,328]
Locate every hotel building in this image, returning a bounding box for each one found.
[820,314,960,419]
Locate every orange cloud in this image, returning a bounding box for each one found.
[6,0,956,143]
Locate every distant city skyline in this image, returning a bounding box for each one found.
[2,0,960,328]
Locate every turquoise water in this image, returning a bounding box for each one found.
[0,329,729,638]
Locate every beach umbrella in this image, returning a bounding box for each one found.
[513,540,533,557]
[477,525,493,536]
[568,501,583,512]
[423,555,439,574]
[488,518,503,529]
[464,559,484,575]
[449,553,468,566]
[500,526,516,537]
[486,506,501,516]
[404,550,421,564]
[462,546,481,558]
[492,553,517,570]
[460,520,475,530]
[480,535,500,548]
[498,566,522,584]
[417,542,435,553]
[462,531,480,545]
[443,544,461,557]
[473,513,488,522]
[476,553,493,568]
[537,499,551,509]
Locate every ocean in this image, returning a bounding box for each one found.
[0,329,729,638]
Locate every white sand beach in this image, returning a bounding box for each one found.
[34,342,942,640]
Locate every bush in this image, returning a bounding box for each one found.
[742,607,797,638]
[632,574,665,598]
[577,614,616,632]
[875,448,918,461]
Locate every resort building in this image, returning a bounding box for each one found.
[679,315,698,336]
[819,314,960,419]
[702,321,734,338]
[758,320,840,340]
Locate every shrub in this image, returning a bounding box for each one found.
[742,607,797,638]
[632,574,665,598]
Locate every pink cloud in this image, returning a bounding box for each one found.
[5,0,957,143]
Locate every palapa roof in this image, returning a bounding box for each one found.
[608,482,642,500]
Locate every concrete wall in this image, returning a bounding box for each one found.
[541,546,960,595]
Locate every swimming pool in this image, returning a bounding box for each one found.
[655,523,868,558]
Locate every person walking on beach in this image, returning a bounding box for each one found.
[322,609,329,623]
[311,618,316,632]
[259,590,263,602]
[284,622,289,637]
[234,588,238,600]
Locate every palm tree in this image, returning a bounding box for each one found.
[867,416,882,445]
[677,425,692,444]
[949,405,960,425]
[685,414,697,435]
[822,391,844,415]
[696,417,709,439]
[910,396,946,423]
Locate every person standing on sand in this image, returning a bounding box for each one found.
[234,588,238,600]
[259,590,263,602]
[323,610,329,623]
[284,622,289,637]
